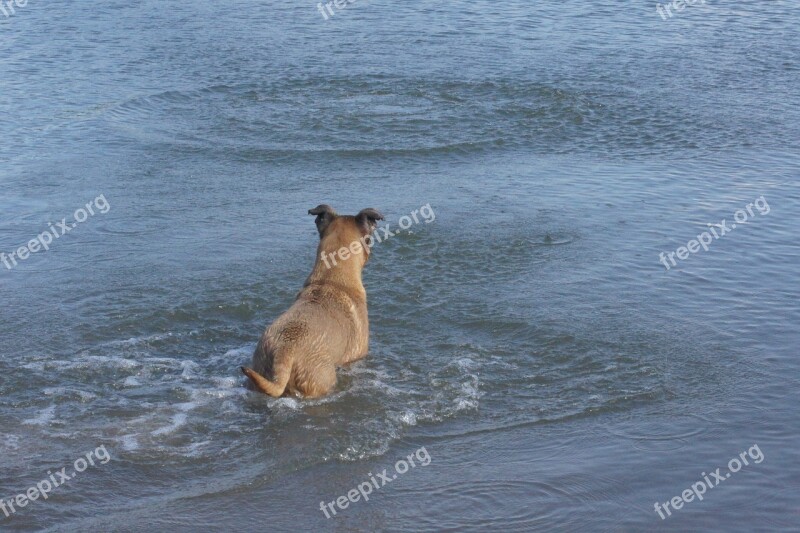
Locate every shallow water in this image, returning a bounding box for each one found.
[1,0,799,531]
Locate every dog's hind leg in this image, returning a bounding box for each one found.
[241,360,292,398]
[292,362,337,399]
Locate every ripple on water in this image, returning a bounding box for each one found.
[600,413,709,452]
[9,329,487,476]
[22,405,56,426]
[95,75,783,160]
[412,479,583,532]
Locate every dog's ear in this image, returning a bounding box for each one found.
[309,204,337,237]
[356,208,384,234]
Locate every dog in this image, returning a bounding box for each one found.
[241,204,384,398]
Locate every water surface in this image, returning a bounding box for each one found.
[1,1,799,531]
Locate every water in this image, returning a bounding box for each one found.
[1,0,799,531]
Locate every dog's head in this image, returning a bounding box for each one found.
[309,205,384,266]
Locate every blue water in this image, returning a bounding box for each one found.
[1,1,799,531]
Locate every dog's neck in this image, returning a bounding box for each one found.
[303,242,367,299]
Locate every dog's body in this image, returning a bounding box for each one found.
[241,205,383,398]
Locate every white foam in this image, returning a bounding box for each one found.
[399,411,418,425]
[203,345,254,368]
[140,356,182,365]
[176,401,199,412]
[448,357,483,411]
[107,332,175,347]
[38,355,142,371]
[0,434,20,450]
[185,440,211,457]
[23,405,56,426]
[211,376,238,388]
[452,357,478,371]
[271,397,300,409]
[119,434,139,451]
[152,413,188,436]
[358,378,404,396]
[180,360,200,379]
[223,346,253,358]
[123,376,141,387]
[192,387,241,400]
[43,387,97,401]
[84,355,141,369]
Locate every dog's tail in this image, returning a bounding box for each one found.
[241,362,291,398]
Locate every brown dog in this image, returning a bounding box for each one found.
[241,205,384,398]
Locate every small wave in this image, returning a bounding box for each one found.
[152,413,189,437]
[23,405,56,426]
[43,387,97,401]
[10,334,485,468]
[118,434,139,452]
[0,434,20,451]
[40,355,141,371]
[106,332,177,347]
[123,376,141,387]
[180,360,201,379]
